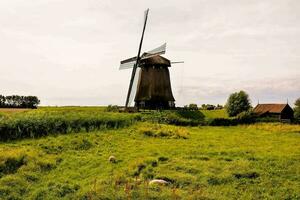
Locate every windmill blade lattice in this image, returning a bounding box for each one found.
[144,43,166,57]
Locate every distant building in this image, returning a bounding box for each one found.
[253,104,294,121]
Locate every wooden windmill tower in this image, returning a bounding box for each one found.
[119,9,183,109]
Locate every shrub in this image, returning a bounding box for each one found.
[207,114,256,126]
[236,111,256,123]
[255,117,280,123]
[207,118,239,126]
[106,105,119,112]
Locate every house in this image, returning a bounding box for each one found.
[253,104,294,121]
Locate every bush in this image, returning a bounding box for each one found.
[207,118,239,126]
[226,91,251,117]
[256,117,281,123]
[106,105,119,112]
[207,113,256,126]
[294,98,300,120]
[236,111,256,123]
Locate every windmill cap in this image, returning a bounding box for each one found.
[140,55,171,67]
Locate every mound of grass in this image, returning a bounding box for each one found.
[141,110,205,126]
[138,123,189,139]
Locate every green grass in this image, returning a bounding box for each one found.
[201,109,229,120]
[0,108,210,141]
[0,119,299,199]
[0,107,139,141]
[141,110,205,126]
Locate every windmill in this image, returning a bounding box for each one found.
[120,9,183,109]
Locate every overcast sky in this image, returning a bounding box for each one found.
[0,0,299,106]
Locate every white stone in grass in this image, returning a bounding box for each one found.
[108,155,116,163]
[149,179,169,185]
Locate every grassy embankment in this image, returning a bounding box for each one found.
[0,107,299,199]
[0,107,139,141]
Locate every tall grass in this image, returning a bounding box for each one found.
[141,110,205,126]
[0,108,139,141]
[201,109,229,119]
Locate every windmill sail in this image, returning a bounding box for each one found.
[125,8,149,108]
[119,56,137,70]
[171,61,184,64]
[119,61,136,70]
[128,67,140,106]
[120,43,166,70]
[145,43,166,56]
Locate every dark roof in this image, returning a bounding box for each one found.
[140,55,171,67]
[253,104,289,114]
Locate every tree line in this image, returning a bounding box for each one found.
[0,95,40,109]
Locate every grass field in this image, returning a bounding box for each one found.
[200,109,229,119]
[0,108,300,199]
[0,108,30,113]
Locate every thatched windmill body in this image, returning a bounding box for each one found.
[120,9,182,109]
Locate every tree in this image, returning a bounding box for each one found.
[188,103,198,111]
[5,96,14,107]
[184,104,198,111]
[216,104,224,110]
[24,96,40,108]
[0,95,5,107]
[226,90,251,117]
[294,98,300,120]
[201,104,216,110]
[0,95,40,108]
